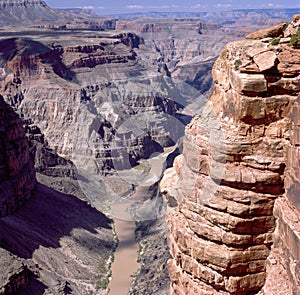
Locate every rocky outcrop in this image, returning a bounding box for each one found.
[161,16,300,294]
[0,83,115,295]
[246,22,287,39]
[0,95,36,217]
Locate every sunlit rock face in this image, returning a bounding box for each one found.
[161,15,300,294]
[0,95,36,217]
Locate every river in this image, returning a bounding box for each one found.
[108,147,175,295]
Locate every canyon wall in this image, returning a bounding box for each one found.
[0,95,36,217]
[0,248,29,295]
[0,33,179,176]
[161,16,300,294]
[0,96,116,294]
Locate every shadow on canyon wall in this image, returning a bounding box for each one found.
[0,183,113,260]
[0,37,77,83]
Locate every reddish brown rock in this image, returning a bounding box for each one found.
[284,14,300,37]
[277,47,300,77]
[253,50,277,72]
[246,22,287,39]
[260,93,300,295]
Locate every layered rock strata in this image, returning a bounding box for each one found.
[0,95,36,217]
[0,97,116,295]
[0,32,182,176]
[161,16,300,294]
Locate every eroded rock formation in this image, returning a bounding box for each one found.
[161,15,300,294]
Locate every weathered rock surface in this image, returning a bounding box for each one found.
[0,92,116,294]
[25,120,76,179]
[0,95,36,217]
[0,183,116,294]
[0,16,283,179]
[284,14,300,38]
[117,19,239,93]
[1,13,300,295]
[161,15,300,294]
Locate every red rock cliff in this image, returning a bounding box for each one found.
[161,15,300,294]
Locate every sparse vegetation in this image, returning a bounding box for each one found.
[94,251,115,291]
[290,27,300,48]
[285,62,292,68]
[271,37,280,45]
[234,59,242,70]
[96,277,110,290]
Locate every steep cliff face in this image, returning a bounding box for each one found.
[0,95,36,217]
[161,15,300,294]
[0,92,115,295]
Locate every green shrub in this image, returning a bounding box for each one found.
[290,27,300,48]
[271,37,280,45]
[234,59,242,70]
[96,278,109,290]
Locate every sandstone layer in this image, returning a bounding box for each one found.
[161,15,300,294]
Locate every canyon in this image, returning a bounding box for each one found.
[0,0,300,294]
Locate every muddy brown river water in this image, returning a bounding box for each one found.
[108,147,175,294]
